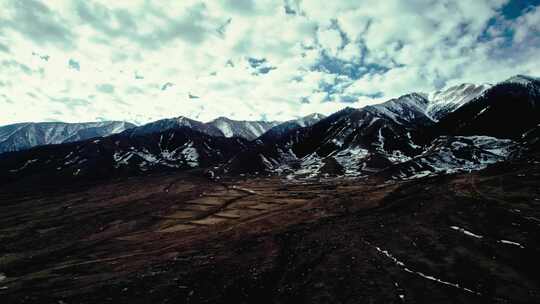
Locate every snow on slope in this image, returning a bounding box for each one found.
[125,116,224,138]
[0,121,135,154]
[208,117,281,140]
[386,136,518,180]
[503,75,540,86]
[427,83,491,121]
[368,93,432,125]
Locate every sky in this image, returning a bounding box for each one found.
[0,0,539,126]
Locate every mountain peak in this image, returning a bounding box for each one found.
[302,113,326,120]
[426,83,491,121]
[207,117,282,140]
[503,74,540,85]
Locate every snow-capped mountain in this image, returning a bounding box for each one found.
[0,127,249,184]
[435,75,540,139]
[123,116,224,138]
[223,95,433,177]
[427,83,491,121]
[207,117,281,140]
[293,113,326,127]
[222,75,539,179]
[1,74,538,183]
[366,93,433,125]
[503,74,540,86]
[0,121,135,154]
[123,116,283,141]
[257,113,326,142]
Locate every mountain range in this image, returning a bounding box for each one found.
[0,121,135,154]
[0,74,538,185]
[2,74,540,304]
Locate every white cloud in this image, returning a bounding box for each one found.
[0,0,538,126]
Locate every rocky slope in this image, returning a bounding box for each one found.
[0,121,135,154]
[257,113,326,142]
[221,75,540,179]
[207,117,281,140]
[434,75,540,140]
[0,127,249,185]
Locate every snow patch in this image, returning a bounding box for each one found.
[450,226,483,239]
[9,159,38,173]
[499,240,524,248]
[372,244,481,295]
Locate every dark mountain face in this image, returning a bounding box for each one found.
[0,127,250,185]
[0,121,135,154]
[222,76,540,179]
[256,113,325,142]
[121,116,286,141]
[223,95,433,177]
[122,117,224,138]
[522,124,540,151]
[434,76,540,140]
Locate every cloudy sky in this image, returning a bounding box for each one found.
[0,0,539,125]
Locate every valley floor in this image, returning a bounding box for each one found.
[1,155,540,303]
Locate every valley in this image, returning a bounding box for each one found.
[1,150,540,303]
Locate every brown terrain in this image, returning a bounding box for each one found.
[1,154,540,303]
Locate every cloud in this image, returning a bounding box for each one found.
[0,0,538,126]
[96,83,115,94]
[1,0,76,49]
[68,59,80,71]
[161,82,174,91]
[0,43,9,53]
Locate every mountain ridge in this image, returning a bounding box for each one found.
[1,74,538,183]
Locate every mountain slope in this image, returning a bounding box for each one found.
[379,136,518,179]
[427,83,491,121]
[223,75,539,179]
[123,116,224,138]
[207,117,281,140]
[435,75,540,140]
[257,113,325,142]
[223,94,433,177]
[0,127,250,185]
[0,121,135,154]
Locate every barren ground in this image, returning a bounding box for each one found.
[1,157,540,303]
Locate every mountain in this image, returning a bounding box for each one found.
[503,74,540,85]
[0,127,250,185]
[123,116,283,141]
[257,113,325,142]
[122,116,224,138]
[222,94,433,177]
[1,74,538,184]
[426,83,491,121]
[435,75,540,140]
[379,135,518,180]
[222,75,539,179]
[0,121,135,154]
[207,117,281,140]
